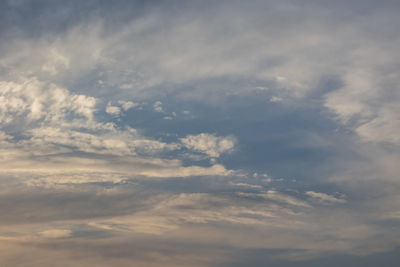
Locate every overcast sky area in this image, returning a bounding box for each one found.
[0,0,400,266]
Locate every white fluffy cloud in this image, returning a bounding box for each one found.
[0,78,96,124]
[0,78,234,179]
[180,133,235,158]
[106,101,138,116]
[118,100,138,111]
[105,103,121,116]
[153,101,163,113]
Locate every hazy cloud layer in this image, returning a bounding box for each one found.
[0,0,399,266]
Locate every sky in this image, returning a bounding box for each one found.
[0,0,400,266]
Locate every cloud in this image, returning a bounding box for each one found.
[355,109,400,144]
[0,78,96,124]
[0,78,235,180]
[39,229,72,239]
[107,101,138,116]
[306,191,346,205]
[230,182,263,189]
[180,133,236,158]
[106,103,121,116]
[138,164,232,178]
[237,190,311,208]
[153,101,163,113]
[0,1,400,266]
[0,172,398,266]
[323,41,400,145]
[118,100,138,111]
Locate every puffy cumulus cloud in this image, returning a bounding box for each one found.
[0,78,166,155]
[0,78,234,179]
[105,103,121,116]
[180,133,236,158]
[152,101,163,113]
[0,78,96,124]
[106,101,138,116]
[118,100,138,111]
